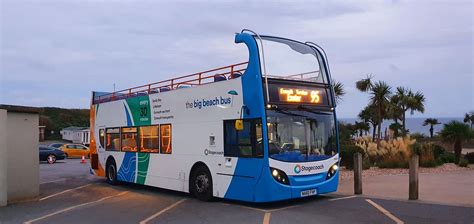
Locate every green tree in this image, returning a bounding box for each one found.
[391,87,425,135]
[358,105,379,141]
[464,112,474,130]
[356,77,392,141]
[332,80,346,104]
[354,121,370,137]
[423,118,441,138]
[440,121,472,164]
[389,122,403,137]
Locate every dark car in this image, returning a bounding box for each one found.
[39,146,66,164]
[48,143,65,149]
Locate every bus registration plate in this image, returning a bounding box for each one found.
[300,189,317,197]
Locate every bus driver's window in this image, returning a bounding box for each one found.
[106,128,120,151]
[224,119,262,158]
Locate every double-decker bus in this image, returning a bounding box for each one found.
[89,30,340,202]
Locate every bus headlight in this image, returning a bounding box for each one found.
[326,164,339,180]
[270,167,289,185]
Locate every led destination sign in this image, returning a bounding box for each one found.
[278,88,321,104]
[267,82,331,107]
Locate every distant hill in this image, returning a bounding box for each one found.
[39,107,90,140]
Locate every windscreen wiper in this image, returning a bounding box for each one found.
[297,105,332,116]
[274,108,305,117]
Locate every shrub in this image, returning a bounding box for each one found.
[465,152,474,164]
[340,145,370,170]
[432,144,446,160]
[437,152,455,164]
[412,143,438,167]
[355,135,415,169]
[458,159,468,167]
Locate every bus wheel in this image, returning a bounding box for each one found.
[47,155,56,164]
[106,160,118,185]
[191,166,213,201]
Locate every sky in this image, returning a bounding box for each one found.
[1,0,473,118]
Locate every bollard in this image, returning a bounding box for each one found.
[409,154,419,200]
[354,152,362,195]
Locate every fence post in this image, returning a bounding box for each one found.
[409,154,419,200]
[354,152,362,195]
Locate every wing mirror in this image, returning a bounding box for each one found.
[235,119,244,131]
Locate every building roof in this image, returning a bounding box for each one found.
[0,104,43,114]
[61,126,89,131]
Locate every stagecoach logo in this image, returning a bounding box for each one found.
[204,149,224,156]
[294,164,324,174]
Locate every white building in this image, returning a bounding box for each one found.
[60,127,90,145]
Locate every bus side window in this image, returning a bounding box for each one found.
[99,129,105,149]
[106,128,121,151]
[160,124,172,154]
[121,127,138,152]
[224,119,262,158]
[139,126,159,153]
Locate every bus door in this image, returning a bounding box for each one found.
[221,119,264,200]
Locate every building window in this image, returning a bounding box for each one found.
[106,128,121,151]
[139,126,159,153]
[160,124,172,154]
[121,127,138,152]
[224,119,263,158]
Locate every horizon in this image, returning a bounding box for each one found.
[1,1,473,118]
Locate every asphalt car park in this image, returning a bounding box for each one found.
[0,160,473,224]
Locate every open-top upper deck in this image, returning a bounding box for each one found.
[92,62,248,104]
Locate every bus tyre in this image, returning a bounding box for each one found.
[191,166,213,201]
[106,161,118,185]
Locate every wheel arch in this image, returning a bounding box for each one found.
[188,161,211,190]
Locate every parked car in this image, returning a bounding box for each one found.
[48,143,65,149]
[39,146,66,164]
[60,144,90,158]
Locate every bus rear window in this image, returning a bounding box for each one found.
[160,124,172,154]
[106,128,120,151]
[139,126,159,153]
[121,127,138,152]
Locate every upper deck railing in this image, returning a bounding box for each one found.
[93,62,248,104]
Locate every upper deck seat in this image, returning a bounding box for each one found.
[160,86,171,92]
[229,72,242,79]
[177,85,191,89]
[149,89,159,94]
[214,74,227,82]
[137,92,148,96]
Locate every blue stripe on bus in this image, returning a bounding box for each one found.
[224,33,267,201]
[117,152,137,183]
[123,103,133,126]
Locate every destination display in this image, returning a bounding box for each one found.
[267,83,331,107]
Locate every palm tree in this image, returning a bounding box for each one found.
[423,118,441,138]
[464,112,474,130]
[389,122,403,138]
[391,87,425,135]
[358,105,379,141]
[354,121,370,137]
[440,121,472,164]
[356,76,392,141]
[332,80,345,104]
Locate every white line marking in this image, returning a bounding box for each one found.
[39,184,92,201]
[24,191,128,224]
[366,199,404,224]
[40,178,66,184]
[262,212,271,224]
[328,195,357,201]
[139,199,186,224]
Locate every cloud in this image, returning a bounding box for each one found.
[0,0,472,117]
